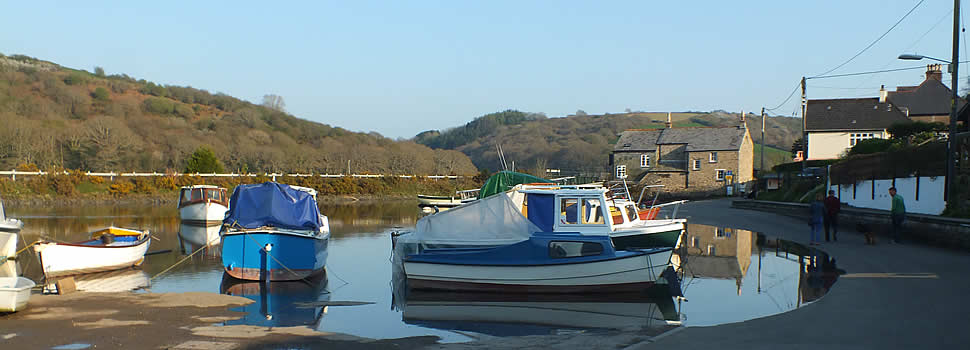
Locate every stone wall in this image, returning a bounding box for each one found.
[731,199,970,249]
[613,151,653,180]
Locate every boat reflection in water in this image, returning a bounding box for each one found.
[41,268,150,293]
[220,273,330,328]
[391,265,680,336]
[178,223,222,248]
[177,223,222,258]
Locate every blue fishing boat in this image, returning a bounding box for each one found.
[221,182,330,281]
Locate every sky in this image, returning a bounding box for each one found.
[1,1,965,139]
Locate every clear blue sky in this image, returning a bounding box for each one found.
[1,1,964,138]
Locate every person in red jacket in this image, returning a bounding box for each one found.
[823,190,841,242]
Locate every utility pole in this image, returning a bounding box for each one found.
[761,107,766,173]
[946,0,961,204]
[801,76,808,171]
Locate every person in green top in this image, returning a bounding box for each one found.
[889,187,906,243]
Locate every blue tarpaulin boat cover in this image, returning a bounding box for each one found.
[223,182,322,230]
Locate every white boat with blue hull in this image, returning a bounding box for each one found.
[221,182,330,281]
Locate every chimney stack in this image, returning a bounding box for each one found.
[926,64,943,82]
[739,110,746,129]
[879,85,887,103]
[665,112,672,128]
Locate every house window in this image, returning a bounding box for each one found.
[709,152,718,163]
[849,133,877,146]
[616,165,627,178]
[692,159,701,170]
[640,154,650,168]
[691,236,700,247]
[715,169,727,181]
[707,244,716,255]
[715,227,732,238]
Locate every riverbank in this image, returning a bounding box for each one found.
[1,192,418,207]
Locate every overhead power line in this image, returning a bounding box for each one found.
[765,82,801,112]
[812,0,926,78]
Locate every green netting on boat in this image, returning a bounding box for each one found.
[477,171,551,199]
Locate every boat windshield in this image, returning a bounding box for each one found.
[624,204,639,223]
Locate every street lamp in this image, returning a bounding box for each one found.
[899,50,959,207]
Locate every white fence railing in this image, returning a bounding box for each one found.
[0,170,462,181]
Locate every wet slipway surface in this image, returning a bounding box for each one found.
[6,202,840,342]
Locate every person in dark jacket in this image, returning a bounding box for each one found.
[823,190,840,242]
[809,192,825,245]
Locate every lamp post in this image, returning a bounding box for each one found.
[897,0,960,206]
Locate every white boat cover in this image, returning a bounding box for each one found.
[400,193,539,246]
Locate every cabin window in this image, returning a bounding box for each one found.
[640,154,651,168]
[709,152,718,163]
[583,198,605,224]
[549,241,604,258]
[180,189,193,204]
[206,189,223,202]
[616,165,627,179]
[624,204,639,222]
[559,197,606,225]
[191,189,203,201]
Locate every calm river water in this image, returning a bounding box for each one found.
[5,201,840,342]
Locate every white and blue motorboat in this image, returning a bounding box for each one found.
[394,193,673,293]
[221,182,330,281]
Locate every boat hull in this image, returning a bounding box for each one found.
[0,231,18,259]
[33,236,150,278]
[221,231,329,281]
[405,249,672,293]
[612,221,685,250]
[179,202,229,225]
[0,277,35,312]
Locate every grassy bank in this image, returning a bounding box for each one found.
[0,172,479,206]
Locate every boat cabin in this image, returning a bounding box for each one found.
[513,186,618,234]
[178,185,229,209]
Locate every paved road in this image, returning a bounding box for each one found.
[634,198,970,350]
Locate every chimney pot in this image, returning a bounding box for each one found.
[879,85,888,103]
[926,64,943,82]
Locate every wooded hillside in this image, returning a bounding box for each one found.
[0,54,477,175]
[415,110,802,173]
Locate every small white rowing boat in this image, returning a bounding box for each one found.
[33,227,151,278]
[0,276,35,312]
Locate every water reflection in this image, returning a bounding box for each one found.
[674,225,842,326]
[178,223,222,247]
[221,274,330,327]
[4,202,840,340]
[52,268,150,292]
[398,288,679,336]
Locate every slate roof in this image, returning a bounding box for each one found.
[613,129,662,152]
[614,127,747,152]
[805,98,911,131]
[887,79,967,117]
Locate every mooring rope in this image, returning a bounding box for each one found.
[150,242,210,281]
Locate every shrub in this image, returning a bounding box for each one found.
[185,147,225,173]
[91,87,110,101]
[108,181,135,195]
[846,138,895,156]
[143,97,175,115]
[63,72,87,85]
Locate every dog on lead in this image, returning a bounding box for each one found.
[856,223,876,245]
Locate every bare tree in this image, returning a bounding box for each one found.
[261,94,286,113]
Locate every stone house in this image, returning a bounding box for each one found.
[611,116,754,196]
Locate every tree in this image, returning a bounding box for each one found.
[262,94,286,112]
[790,137,805,158]
[91,87,110,102]
[575,109,588,116]
[184,146,225,173]
[94,66,105,77]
